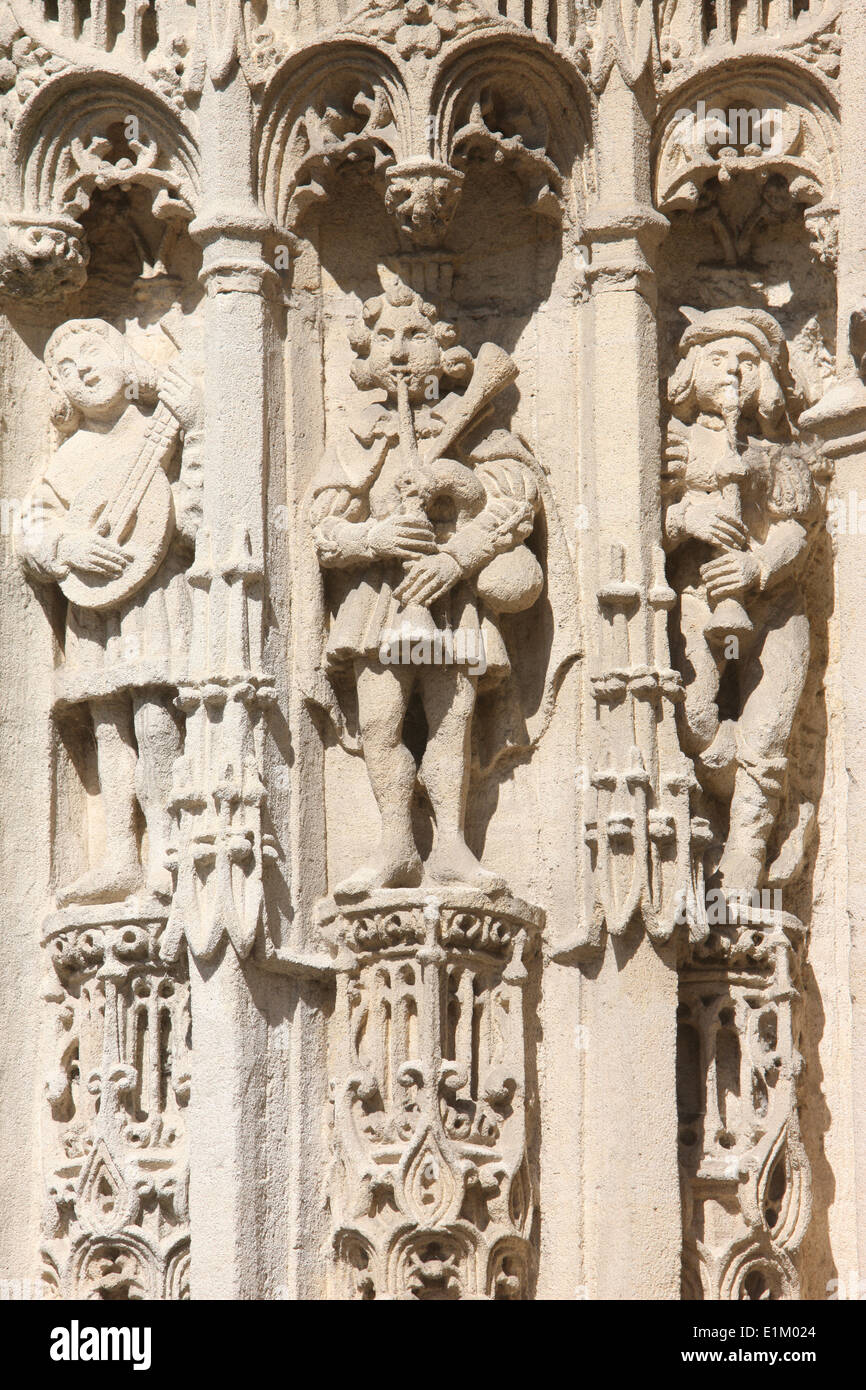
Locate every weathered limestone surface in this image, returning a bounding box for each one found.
[0,0,862,1300]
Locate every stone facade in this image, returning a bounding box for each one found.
[0,0,864,1301]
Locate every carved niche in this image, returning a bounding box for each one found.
[655,58,836,1298]
[0,0,849,1306]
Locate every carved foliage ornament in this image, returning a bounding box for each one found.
[654,76,840,270]
[41,906,190,1300]
[258,39,589,245]
[321,891,540,1300]
[679,908,810,1301]
[0,71,198,301]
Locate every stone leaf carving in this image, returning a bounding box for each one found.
[679,904,810,1301]
[321,889,539,1299]
[41,904,190,1300]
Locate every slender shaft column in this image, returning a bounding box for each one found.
[181,68,276,1301]
[801,397,866,1294]
[579,66,682,1298]
[798,3,866,1291]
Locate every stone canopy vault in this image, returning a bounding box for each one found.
[0,0,865,1303]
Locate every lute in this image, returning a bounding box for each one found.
[60,400,181,611]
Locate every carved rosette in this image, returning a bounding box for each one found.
[319,888,541,1300]
[40,902,190,1300]
[677,904,811,1300]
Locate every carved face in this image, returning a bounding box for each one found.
[691,335,762,419]
[55,331,127,421]
[365,301,443,402]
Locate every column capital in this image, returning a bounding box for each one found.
[189,208,281,294]
[584,203,669,298]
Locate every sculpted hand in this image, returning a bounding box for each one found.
[58,531,131,578]
[395,552,462,608]
[701,551,761,600]
[159,365,202,434]
[684,498,749,550]
[664,419,690,477]
[368,514,436,561]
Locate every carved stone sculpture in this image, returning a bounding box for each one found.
[19,316,201,906]
[305,268,544,899]
[0,0,863,1310]
[663,307,823,899]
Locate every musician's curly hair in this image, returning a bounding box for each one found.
[349,272,472,391]
[44,318,159,436]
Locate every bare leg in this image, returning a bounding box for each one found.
[719,603,810,894]
[335,660,421,897]
[58,695,140,906]
[133,692,182,900]
[675,592,726,759]
[421,665,503,892]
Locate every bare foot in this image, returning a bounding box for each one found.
[427,837,505,894]
[57,855,141,907]
[146,861,174,902]
[716,846,763,905]
[334,843,422,898]
[700,719,737,774]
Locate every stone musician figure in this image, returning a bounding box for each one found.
[306,269,545,897]
[663,306,822,896]
[20,318,202,906]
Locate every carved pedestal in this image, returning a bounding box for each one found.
[678,904,811,1300]
[40,901,190,1300]
[319,889,541,1300]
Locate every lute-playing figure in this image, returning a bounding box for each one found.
[20,318,202,905]
[304,269,547,897]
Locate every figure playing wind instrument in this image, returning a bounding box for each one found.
[306,268,546,897]
[20,318,202,906]
[662,306,823,895]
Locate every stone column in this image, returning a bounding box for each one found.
[796,1,866,1289]
[577,64,683,1299]
[836,0,866,368]
[0,308,56,1292]
[801,374,866,1296]
[180,68,276,1302]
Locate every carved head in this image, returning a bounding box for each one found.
[349,266,472,404]
[44,319,158,435]
[668,306,792,440]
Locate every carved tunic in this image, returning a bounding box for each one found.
[663,428,822,609]
[310,395,539,683]
[19,406,202,707]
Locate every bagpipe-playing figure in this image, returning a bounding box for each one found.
[300,268,574,898]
